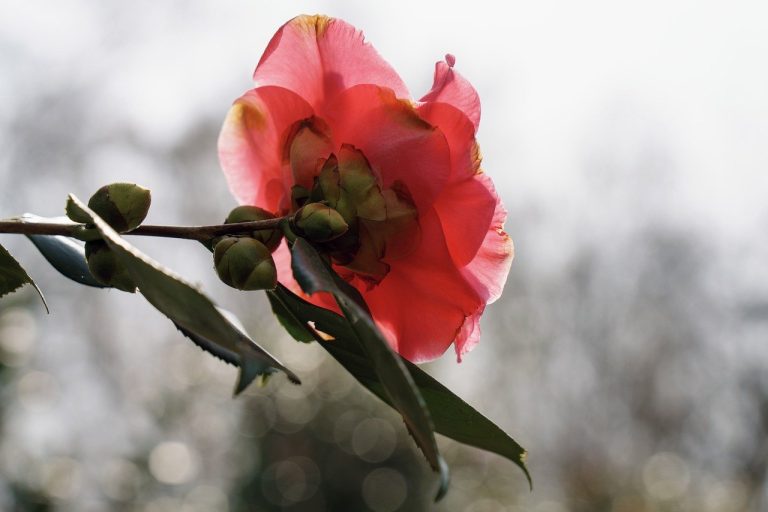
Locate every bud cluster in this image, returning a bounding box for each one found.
[284,144,418,285]
[66,183,152,292]
[212,206,283,291]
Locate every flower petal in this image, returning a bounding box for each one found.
[364,208,482,362]
[416,101,479,181]
[218,86,314,212]
[254,15,409,116]
[454,307,483,362]
[452,181,513,362]
[287,117,334,190]
[460,177,514,304]
[434,177,497,266]
[325,85,452,214]
[418,101,494,266]
[419,55,481,132]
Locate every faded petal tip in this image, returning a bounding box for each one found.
[420,58,481,132]
[254,15,410,115]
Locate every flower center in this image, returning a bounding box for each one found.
[284,120,419,287]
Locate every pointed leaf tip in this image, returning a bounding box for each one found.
[0,242,47,312]
[234,356,271,396]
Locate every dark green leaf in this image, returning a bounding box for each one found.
[173,307,281,393]
[20,213,105,288]
[68,194,300,393]
[27,235,106,288]
[290,237,369,313]
[289,238,446,497]
[269,285,531,489]
[0,242,47,311]
[266,292,314,342]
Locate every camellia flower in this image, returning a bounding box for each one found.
[218,15,513,363]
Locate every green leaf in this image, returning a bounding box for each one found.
[28,235,106,288]
[269,284,531,490]
[291,238,370,313]
[289,238,447,498]
[20,214,105,288]
[173,307,282,393]
[266,292,314,342]
[0,242,48,311]
[68,194,300,393]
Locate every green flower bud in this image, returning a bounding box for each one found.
[214,237,277,291]
[294,202,349,242]
[224,206,282,252]
[87,183,151,232]
[85,241,136,292]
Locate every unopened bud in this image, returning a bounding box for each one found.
[294,203,349,242]
[214,237,277,291]
[224,206,282,252]
[87,183,151,232]
[85,241,136,292]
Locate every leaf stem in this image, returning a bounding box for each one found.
[0,217,287,242]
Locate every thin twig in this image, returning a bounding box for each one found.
[131,218,285,241]
[0,217,287,242]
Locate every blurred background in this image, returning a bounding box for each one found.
[1,1,767,510]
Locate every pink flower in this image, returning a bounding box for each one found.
[218,15,513,363]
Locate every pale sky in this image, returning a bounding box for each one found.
[3,0,766,239]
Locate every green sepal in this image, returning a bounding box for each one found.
[338,145,386,221]
[317,155,340,204]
